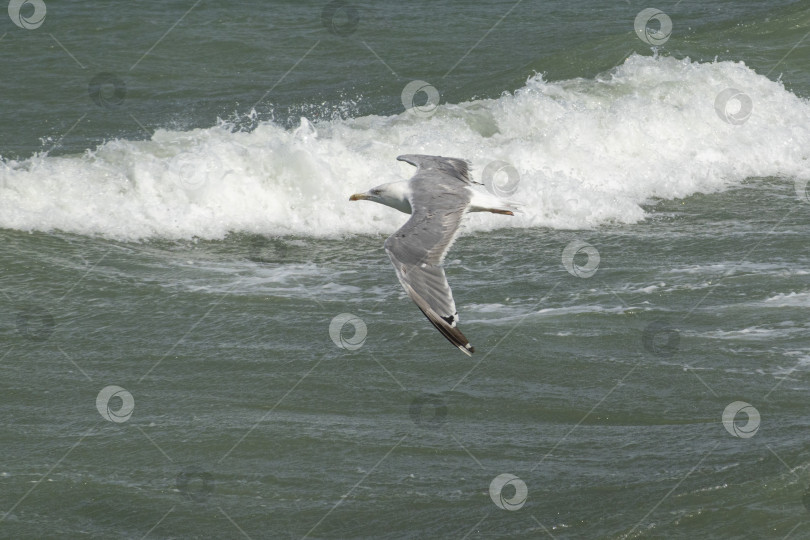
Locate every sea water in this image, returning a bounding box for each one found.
[2,1,810,538]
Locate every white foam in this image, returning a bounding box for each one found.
[761,291,810,307]
[698,325,803,340]
[464,302,634,326]
[3,54,810,240]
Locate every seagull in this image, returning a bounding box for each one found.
[349,154,517,356]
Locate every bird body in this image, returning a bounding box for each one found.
[350,154,517,356]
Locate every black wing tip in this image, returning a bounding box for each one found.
[415,305,475,357]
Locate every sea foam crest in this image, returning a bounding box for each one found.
[1,55,809,240]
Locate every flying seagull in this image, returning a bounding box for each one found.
[349,154,517,356]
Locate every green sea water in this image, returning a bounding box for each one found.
[2,1,810,539]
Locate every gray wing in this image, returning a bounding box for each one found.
[397,154,481,186]
[384,156,475,356]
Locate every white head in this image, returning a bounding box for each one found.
[349,181,412,214]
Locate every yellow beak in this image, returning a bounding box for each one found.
[349,193,367,201]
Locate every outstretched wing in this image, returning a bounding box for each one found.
[396,154,480,185]
[384,156,475,356]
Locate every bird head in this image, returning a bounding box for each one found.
[349,187,383,203]
[350,182,412,214]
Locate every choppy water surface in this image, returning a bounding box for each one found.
[2,1,810,538]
